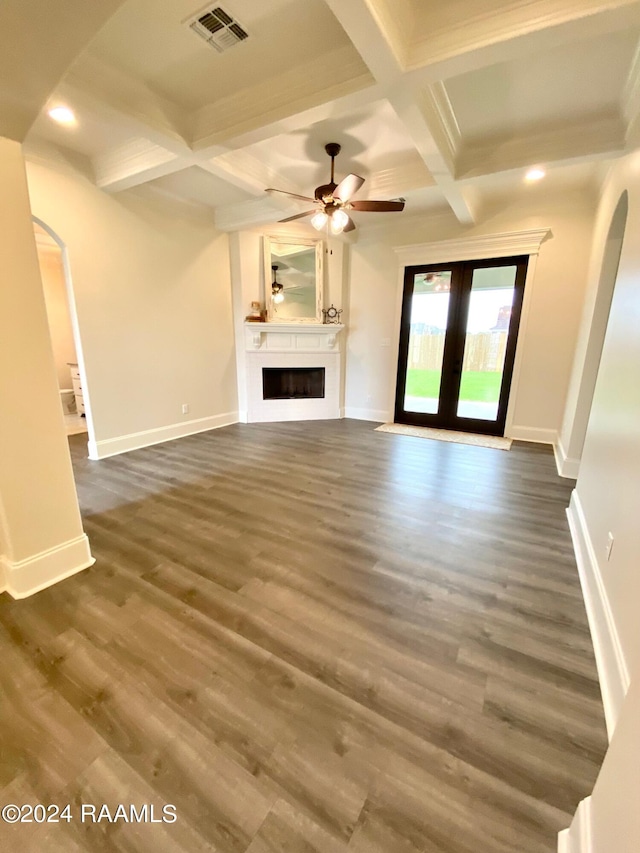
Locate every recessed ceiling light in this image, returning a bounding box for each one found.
[48,106,76,125]
[525,168,546,182]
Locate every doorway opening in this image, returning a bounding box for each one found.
[395,256,528,436]
[32,218,94,453]
[560,192,627,474]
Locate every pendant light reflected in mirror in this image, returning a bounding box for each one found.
[271,264,284,303]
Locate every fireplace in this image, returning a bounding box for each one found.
[262,367,325,400]
[241,322,344,423]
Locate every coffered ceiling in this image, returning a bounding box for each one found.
[18,0,640,234]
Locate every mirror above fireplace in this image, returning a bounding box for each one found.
[264,236,323,323]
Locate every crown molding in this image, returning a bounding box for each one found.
[393,228,551,265]
[406,0,640,71]
[420,82,462,174]
[622,42,640,140]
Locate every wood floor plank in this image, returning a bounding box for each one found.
[0,420,607,852]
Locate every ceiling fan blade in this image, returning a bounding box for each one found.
[349,200,405,212]
[333,173,365,202]
[343,216,356,233]
[278,210,316,223]
[266,188,316,203]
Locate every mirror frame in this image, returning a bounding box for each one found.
[264,236,324,323]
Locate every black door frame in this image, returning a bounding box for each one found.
[394,255,528,436]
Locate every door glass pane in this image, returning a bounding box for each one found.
[457,266,517,421]
[404,270,452,414]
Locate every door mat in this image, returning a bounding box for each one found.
[375,423,512,451]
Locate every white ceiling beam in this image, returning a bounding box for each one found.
[191,46,374,152]
[95,140,190,192]
[62,55,190,154]
[55,48,380,200]
[365,156,435,198]
[386,81,475,224]
[322,0,404,80]
[43,0,640,224]
[193,83,386,157]
[323,0,476,225]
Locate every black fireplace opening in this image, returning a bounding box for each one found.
[262,367,325,400]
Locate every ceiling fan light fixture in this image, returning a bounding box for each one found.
[330,208,349,234]
[269,142,406,232]
[310,210,328,231]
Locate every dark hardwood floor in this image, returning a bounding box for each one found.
[0,419,607,852]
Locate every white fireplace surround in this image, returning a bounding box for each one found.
[243,322,345,423]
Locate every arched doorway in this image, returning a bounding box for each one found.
[559,192,628,476]
[32,217,95,456]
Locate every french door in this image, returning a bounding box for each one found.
[395,256,528,436]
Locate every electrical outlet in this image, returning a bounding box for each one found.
[605,532,614,561]
[182,403,189,415]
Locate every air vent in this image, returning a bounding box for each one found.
[187,5,248,53]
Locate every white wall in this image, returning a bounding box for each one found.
[345,192,596,436]
[587,676,640,853]
[560,151,640,852]
[24,150,238,458]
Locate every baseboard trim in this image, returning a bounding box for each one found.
[506,425,557,444]
[567,490,629,739]
[0,534,94,599]
[554,435,581,479]
[87,412,239,460]
[558,796,593,853]
[344,407,391,423]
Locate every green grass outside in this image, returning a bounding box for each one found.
[406,369,502,402]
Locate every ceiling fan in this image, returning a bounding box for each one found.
[265,142,405,234]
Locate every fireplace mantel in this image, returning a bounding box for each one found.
[244,322,344,352]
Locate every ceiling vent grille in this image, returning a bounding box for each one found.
[187,6,249,52]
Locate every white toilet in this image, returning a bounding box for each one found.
[60,388,76,414]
